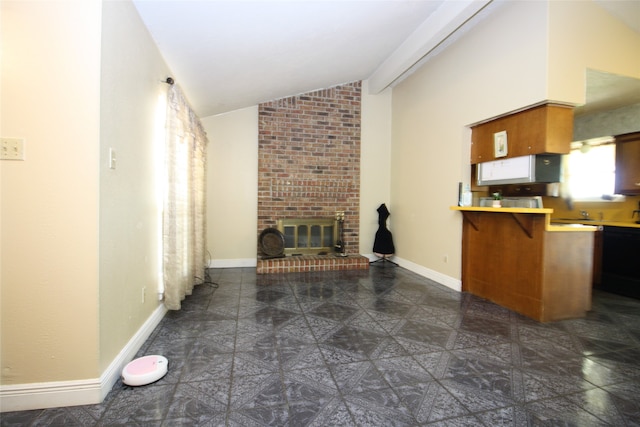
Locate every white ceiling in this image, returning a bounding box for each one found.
[132,0,492,116]
[132,0,640,118]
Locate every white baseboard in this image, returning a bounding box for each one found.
[363,253,378,262]
[98,303,168,400]
[0,378,103,413]
[0,304,167,413]
[385,256,462,292]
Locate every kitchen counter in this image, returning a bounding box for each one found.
[450,206,599,233]
[451,206,594,322]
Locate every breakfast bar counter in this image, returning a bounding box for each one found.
[451,206,597,322]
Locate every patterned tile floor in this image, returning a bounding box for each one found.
[3,265,640,426]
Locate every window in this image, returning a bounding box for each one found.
[566,137,616,200]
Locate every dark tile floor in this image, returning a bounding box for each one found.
[3,265,640,426]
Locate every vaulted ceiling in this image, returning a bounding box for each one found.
[132,0,640,118]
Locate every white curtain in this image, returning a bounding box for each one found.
[162,85,208,310]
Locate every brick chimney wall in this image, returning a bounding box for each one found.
[258,81,361,255]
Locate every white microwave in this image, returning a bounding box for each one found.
[477,154,562,186]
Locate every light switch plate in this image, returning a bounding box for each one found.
[109,148,116,169]
[1,138,25,160]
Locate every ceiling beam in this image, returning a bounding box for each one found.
[368,0,493,94]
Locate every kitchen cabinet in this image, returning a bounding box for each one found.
[470,103,573,164]
[600,226,640,299]
[592,227,603,286]
[614,132,640,195]
[452,207,595,322]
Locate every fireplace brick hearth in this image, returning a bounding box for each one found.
[257,254,369,274]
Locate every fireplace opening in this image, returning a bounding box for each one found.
[276,218,338,255]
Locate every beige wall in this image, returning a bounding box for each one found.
[1,0,172,410]
[1,0,102,385]
[99,0,170,372]
[547,0,640,106]
[390,0,640,288]
[203,82,392,262]
[360,81,393,257]
[202,107,259,267]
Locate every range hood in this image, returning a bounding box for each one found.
[477,154,562,186]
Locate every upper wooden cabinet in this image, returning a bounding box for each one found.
[470,104,574,164]
[615,132,640,195]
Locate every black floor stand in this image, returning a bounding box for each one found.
[370,255,398,266]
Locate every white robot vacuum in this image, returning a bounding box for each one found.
[121,355,168,386]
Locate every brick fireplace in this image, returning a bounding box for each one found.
[256,81,368,273]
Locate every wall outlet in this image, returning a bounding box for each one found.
[1,138,25,160]
[142,287,146,304]
[443,254,448,263]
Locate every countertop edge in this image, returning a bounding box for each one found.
[450,206,553,214]
[450,206,640,229]
[450,206,597,232]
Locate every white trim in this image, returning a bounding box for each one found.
[208,258,257,268]
[0,379,102,413]
[98,303,168,400]
[0,304,167,413]
[363,253,377,262]
[367,254,462,292]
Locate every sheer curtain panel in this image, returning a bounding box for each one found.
[163,85,208,310]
